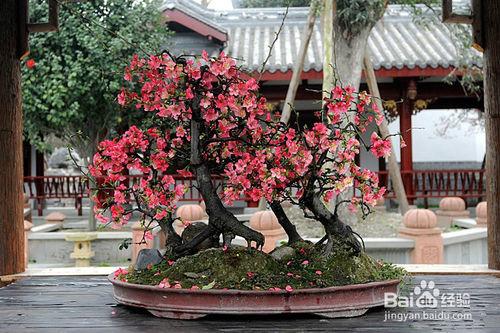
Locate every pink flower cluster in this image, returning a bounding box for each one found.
[89,126,187,228]
[90,51,392,229]
[222,85,388,211]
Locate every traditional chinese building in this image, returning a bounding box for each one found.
[24,0,486,213]
[161,0,485,204]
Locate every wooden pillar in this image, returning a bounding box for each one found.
[23,141,31,177]
[399,97,414,204]
[0,0,26,275]
[484,0,500,269]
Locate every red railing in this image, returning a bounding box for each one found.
[24,174,252,216]
[24,176,87,216]
[24,169,486,215]
[378,169,485,206]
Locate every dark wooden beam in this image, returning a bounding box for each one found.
[261,81,483,105]
[17,0,29,59]
[442,0,473,24]
[472,0,483,52]
[425,97,483,110]
[254,66,457,81]
[484,0,500,270]
[27,0,59,33]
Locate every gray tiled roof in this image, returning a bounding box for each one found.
[162,0,482,73]
[161,0,228,36]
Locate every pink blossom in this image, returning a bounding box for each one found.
[177,169,193,178]
[370,132,392,158]
[26,59,36,69]
[154,210,168,220]
[158,278,170,288]
[400,138,407,148]
[91,52,392,256]
[114,268,128,278]
[144,231,153,241]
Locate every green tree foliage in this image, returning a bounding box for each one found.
[22,0,169,161]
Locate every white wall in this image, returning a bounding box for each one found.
[388,109,485,163]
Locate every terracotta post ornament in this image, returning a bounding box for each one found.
[476,202,487,227]
[399,209,443,264]
[249,210,286,253]
[435,197,469,228]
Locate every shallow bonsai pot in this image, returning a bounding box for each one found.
[108,274,399,319]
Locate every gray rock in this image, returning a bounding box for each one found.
[181,222,219,252]
[134,249,164,271]
[270,245,296,261]
[48,147,81,169]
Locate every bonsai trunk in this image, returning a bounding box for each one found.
[269,201,303,244]
[175,103,264,254]
[304,192,362,255]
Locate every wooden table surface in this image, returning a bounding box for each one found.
[1,274,499,332]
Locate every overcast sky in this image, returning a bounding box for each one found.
[193,0,234,10]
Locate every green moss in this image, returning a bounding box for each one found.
[122,243,407,291]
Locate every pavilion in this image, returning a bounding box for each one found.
[22,0,486,211]
[159,0,484,204]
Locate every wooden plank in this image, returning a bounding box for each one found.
[401,264,500,275]
[1,275,500,331]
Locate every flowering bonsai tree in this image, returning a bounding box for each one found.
[223,87,390,254]
[89,51,391,259]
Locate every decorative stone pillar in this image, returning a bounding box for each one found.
[435,197,469,228]
[132,221,155,264]
[398,209,443,264]
[45,211,66,224]
[24,220,33,269]
[175,204,205,235]
[65,233,97,267]
[476,201,487,227]
[249,210,286,253]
